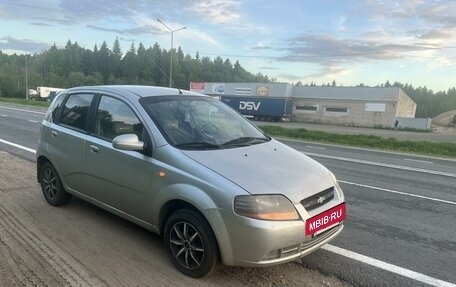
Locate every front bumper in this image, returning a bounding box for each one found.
[216,206,344,267]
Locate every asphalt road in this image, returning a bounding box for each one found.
[0,104,45,161]
[1,103,455,287]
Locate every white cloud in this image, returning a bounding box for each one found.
[303,65,352,81]
[337,16,347,32]
[0,36,51,54]
[184,29,223,48]
[188,0,241,25]
[427,55,456,69]
[133,13,222,48]
[250,42,272,50]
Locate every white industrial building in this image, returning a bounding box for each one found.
[292,86,417,128]
[192,82,425,129]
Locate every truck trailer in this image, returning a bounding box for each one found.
[220,95,292,122]
[35,87,64,101]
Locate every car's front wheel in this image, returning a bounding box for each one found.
[164,209,220,278]
[39,162,72,206]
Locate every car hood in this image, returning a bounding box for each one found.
[181,139,334,203]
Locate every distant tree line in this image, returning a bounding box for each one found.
[1,38,455,118]
[0,38,271,98]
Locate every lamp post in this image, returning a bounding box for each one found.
[157,19,186,88]
[25,54,28,100]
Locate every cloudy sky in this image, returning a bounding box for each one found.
[1,0,455,91]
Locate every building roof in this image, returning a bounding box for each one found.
[292,86,401,102]
[198,82,408,102]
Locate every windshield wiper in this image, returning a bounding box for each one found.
[221,137,270,146]
[176,141,220,150]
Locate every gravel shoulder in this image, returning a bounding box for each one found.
[0,151,351,287]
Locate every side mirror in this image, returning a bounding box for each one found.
[112,134,144,151]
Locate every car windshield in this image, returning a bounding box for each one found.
[140,96,270,149]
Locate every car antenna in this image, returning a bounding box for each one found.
[177,88,183,95]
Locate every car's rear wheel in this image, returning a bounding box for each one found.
[164,209,220,278]
[40,162,72,206]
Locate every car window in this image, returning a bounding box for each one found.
[140,96,269,149]
[95,96,143,141]
[45,93,66,123]
[60,93,94,131]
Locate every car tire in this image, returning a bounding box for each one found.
[164,209,220,278]
[40,162,72,206]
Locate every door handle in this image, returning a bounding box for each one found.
[51,130,58,137]
[89,145,99,153]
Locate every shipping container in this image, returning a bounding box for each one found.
[220,95,292,122]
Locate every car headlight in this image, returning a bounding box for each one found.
[234,195,300,221]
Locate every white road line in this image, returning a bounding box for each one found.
[0,105,46,115]
[303,152,456,178]
[0,139,36,154]
[324,244,456,287]
[340,180,456,205]
[305,145,327,150]
[27,120,39,123]
[1,115,7,117]
[404,158,434,164]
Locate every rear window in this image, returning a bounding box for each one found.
[45,93,66,123]
[60,93,94,131]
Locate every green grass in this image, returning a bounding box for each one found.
[372,125,431,133]
[0,97,50,108]
[260,125,456,158]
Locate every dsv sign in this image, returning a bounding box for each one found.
[239,101,261,111]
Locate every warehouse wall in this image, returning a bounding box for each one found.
[396,90,416,118]
[199,83,417,128]
[292,99,396,128]
[396,117,432,130]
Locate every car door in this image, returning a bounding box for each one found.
[83,94,157,221]
[46,93,94,193]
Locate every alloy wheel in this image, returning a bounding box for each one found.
[42,168,57,199]
[169,222,205,269]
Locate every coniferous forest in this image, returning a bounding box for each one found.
[1,38,455,118]
[0,38,271,97]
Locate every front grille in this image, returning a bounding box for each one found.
[301,187,334,211]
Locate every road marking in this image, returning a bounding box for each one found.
[27,120,39,123]
[340,180,456,205]
[0,139,36,154]
[0,105,46,115]
[324,244,456,287]
[305,145,327,150]
[1,115,7,117]
[303,152,456,178]
[404,158,434,164]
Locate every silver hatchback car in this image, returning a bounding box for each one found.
[37,85,346,277]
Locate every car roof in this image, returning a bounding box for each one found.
[64,85,204,100]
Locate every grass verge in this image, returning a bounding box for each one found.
[0,97,50,108]
[260,125,456,158]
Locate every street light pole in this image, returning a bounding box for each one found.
[25,54,28,100]
[157,19,186,88]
